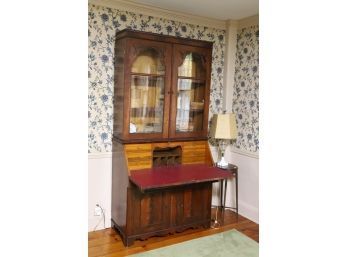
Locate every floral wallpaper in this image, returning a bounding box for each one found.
[88,4,226,153]
[232,25,259,153]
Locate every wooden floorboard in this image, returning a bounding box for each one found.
[88,208,259,257]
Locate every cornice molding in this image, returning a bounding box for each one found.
[88,0,227,30]
[225,19,239,29]
[238,14,259,29]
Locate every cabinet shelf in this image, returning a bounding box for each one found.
[131,72,164,77]
[177,109,204,113]
[190,109,204,113]
[131,106,160,110]
[131,75,165,88]
[177,76,205,82]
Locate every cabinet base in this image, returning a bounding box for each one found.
[111,218,211,246]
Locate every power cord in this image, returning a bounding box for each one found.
[93,204,106,231]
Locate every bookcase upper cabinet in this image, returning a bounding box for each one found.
[113,29,213,143]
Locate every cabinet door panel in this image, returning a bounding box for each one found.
[169,45,212,139]
[122,39,172,141]
[129,188,170,234]
[174,183,212,226]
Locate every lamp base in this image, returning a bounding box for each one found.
[217,156,229,169]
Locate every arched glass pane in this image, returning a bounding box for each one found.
[131,48,165,75]
[178,52,205,78]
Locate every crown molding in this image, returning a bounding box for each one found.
[89,0,227,30]
[225,19,239,29]
[238,14,259,29]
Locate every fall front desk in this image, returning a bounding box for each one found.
[111,163,231,246]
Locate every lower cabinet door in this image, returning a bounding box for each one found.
[127,182,212,237]
[173,183,212,226]
[128,187,171,235]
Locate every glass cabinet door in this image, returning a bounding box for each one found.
[130,75,164,133]
[127,40,171,140]
[170,45,211,138]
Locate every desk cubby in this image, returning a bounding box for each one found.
[152,146,182,167]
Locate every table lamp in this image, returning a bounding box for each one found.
[210,113,237,169]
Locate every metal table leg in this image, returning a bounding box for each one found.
[235,170,238,215]
[223,179,227,211]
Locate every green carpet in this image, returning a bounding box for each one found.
[129,229,258,257]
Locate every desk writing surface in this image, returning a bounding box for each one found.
[129,164,231,191]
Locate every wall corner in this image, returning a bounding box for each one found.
[223,20,238,113]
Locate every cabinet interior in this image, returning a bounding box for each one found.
[152,146,182,167]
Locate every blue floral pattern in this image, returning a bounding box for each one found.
[88,4,226,153]
[233,25,259,153]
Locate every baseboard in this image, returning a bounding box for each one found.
[88,216,111,232]
[238,200,259,224]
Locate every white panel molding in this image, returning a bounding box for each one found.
[210,144,258,160]
[87,148,259,160]
[231,147,259,159]
[238,14,259,29]
[88,0,227,29]
[88,152,112,159]
[88,155,112,231]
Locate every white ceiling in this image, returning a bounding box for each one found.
[127,0,259,20]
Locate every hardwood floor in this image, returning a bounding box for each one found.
[88,208,259,257]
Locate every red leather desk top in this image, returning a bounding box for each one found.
[129,164,231,191]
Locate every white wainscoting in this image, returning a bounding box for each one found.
[210,145,259,223]
[225,146,259,223]
[88,152,112,232]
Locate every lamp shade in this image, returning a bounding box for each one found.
[210,113,237,139]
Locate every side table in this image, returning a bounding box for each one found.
[218,164,238,216]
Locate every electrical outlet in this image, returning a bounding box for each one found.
[94,205,102,216]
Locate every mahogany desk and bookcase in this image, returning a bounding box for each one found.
[111,29,234,246]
